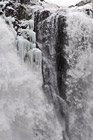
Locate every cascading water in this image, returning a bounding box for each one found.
[0,16,62,140]
[65,7,93,140]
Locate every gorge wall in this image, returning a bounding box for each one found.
[34,2,93,140]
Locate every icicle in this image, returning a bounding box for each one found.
[28,19,34,30]
[30,42,36,49]
[26,29,36,43]
[27,48,42,71]
[16,36,31,61]
[14,13,42,73]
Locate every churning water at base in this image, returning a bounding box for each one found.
[0,17,62,140]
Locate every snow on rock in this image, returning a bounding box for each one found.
[69,2,93,18]
[0,16,63,140]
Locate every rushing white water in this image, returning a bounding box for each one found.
[65,8,93,140]
[0,17,62,140]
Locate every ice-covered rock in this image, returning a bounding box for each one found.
[30,42,36,49]
[26,29,36,43]
[16,36,31,60]
[27,48,42,71]
[28,19,34,30]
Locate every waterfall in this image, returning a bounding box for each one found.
[2,11,42,73]
[0,16,62,140]
[65,8,93,140]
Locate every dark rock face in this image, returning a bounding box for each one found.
[34,9,70,139]
[19,0,30,4]
[5,7,15,17]
[15,4,31,20]
[55,15,68,100]
[34,10,59,98]
[34,8,68,104]
[75,0,91,6]
[2,1,31,20]
[1,1,32,34]
[13,0,30,4]
[34,3,93,140]
[34,10,51,40]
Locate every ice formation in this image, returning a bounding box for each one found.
[1,1,42,73]
[16,36,31,60]
[28,30,36,43]
[28,19,34,30]
[27,48,42,70]
[3,9,38,70]
[26,29,36,43]
[15,18,42,72]
[30,42,36,49]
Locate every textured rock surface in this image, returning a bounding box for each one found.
[34,2,93,140]
[34,7,70,139]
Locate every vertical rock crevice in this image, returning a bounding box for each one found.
[55,15,70,140]
[56,15,68,100]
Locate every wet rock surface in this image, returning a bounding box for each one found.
[34,8,70,139]
[34,2,93,140]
